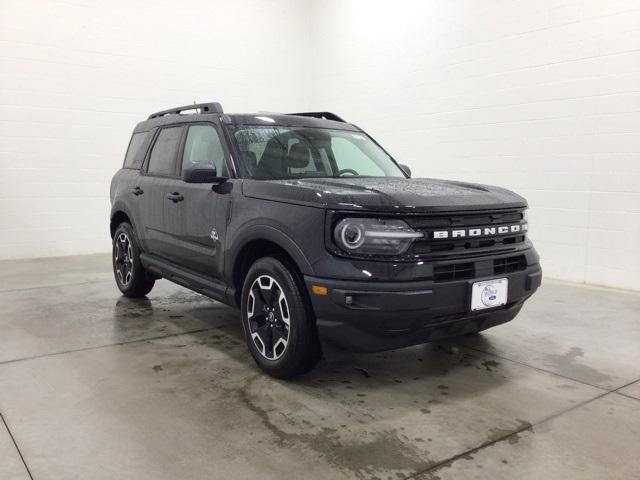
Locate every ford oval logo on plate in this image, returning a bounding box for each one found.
[471,278,508,311]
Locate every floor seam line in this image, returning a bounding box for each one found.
[460,343,611,392]
[0,279,112,294]
[1,412,34,480]
[406,384,621,479]
[0,327,217,366]
[408,378,640,479]
[615,391,640,402]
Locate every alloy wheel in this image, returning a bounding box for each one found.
[247,275,291,360]
[114,232,134,286]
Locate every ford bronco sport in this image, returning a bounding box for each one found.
[110,102,542,378]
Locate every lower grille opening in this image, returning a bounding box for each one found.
[433,262,474,282]
[503,235,525,245]
[494,255,526,274]
[430,243,455,253]
[429,300,520,324]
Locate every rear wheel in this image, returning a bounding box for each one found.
[241,256,321,378]
[112,222,155,297]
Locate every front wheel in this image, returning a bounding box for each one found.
[241,256,321,378]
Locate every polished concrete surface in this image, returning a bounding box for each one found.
[0,254,638,480]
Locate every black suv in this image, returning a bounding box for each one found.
[110,102,541,378]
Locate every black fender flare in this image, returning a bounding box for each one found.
[226,224,314,281]
[109,201,140,240]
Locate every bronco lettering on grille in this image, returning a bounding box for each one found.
[432,223,527,239]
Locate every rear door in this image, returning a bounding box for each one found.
[136,125,184,258]
[162,123,231,279]
[119,131,152,246]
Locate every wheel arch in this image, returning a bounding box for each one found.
[110,211,131,238]
[109,203,139,239]
[229,226,313,307]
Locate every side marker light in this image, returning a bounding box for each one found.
[312,285,328,296]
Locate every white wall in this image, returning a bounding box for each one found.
[0,0,310,259]
[307,0,640,290]
[2,0,639,291]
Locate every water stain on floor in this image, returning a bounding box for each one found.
[486,419,533,446]
[543,347,611,386]
[239,374,434,480]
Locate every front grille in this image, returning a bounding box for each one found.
[405,208,527,259]
[433,262,474,282]
[494,255,526,274]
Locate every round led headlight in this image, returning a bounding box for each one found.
[338,221,365,249]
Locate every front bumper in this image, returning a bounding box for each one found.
[305,261,542,353]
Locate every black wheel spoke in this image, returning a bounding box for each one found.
[251,289,266,316]
[249,313,266,331]
[255,323,273,354]
[271,323,287,343]
[268,285,279,306]
[257,287,269,306]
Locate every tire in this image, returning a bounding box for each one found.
[240,256,321,378]
[112,222,156,297]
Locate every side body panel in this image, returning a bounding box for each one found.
[163,179,234,279]
[223,190,326,287]
[110,169,139,233]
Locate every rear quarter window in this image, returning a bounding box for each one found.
[123,132,148,168]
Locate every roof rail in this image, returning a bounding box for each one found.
[287,111,346,123]
[148,102,223,119]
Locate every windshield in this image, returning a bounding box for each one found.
[232,126,405,179]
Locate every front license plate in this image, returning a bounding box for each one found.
[471,278,508,311]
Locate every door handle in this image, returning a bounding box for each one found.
[131,186,144,196]
[166,192,184,203]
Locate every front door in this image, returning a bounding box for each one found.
[162,123,231,280]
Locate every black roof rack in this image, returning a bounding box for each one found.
[148,102,223,119]
[287,111,346,123]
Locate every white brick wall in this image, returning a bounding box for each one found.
[306,0,640,290]
[0,0,311,259]
[1,0,639,290]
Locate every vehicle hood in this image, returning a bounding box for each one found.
[241,177,527,212]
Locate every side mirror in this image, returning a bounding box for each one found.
[399,164,412,178]
[182,164,227,185]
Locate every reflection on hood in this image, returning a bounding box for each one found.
[242,177,527,212]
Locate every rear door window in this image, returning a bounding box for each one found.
[147,126,183,176]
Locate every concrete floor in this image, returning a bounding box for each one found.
[0,254,639,480]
